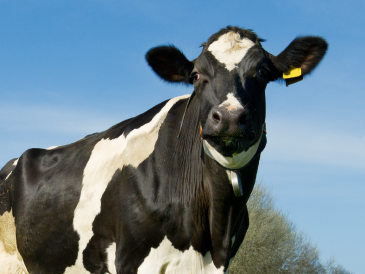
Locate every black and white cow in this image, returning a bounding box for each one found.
[0,26,327,274]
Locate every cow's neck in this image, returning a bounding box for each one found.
[170,96,244,268]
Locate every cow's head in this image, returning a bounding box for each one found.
[146,26,327,169]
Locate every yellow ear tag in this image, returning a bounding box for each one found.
[283,66,303,86]
[283,66,301,79]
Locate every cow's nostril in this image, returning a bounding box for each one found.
[212,112,221,122]
[239,110,249,126]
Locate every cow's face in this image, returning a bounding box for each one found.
[146,26,327,169]
[192,30,269,160]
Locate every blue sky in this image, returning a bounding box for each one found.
[1,0,364,272]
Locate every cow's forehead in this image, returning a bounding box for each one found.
[206,31,256,71]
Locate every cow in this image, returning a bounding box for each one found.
[0,26,327,274]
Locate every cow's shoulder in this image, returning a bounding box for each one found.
[103,97,185,140]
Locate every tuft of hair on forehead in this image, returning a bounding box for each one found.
[203,26,266,71]
[201,26,265,48]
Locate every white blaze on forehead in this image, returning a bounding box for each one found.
[219,93,244,111]
[64,94,190,273]
[208,31,255,71]
[138,236,225,274]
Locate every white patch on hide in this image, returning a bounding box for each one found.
[4,159,19,181]
[46,146,59,150]
[0,210,29,274]
[208,31,255,71]
[13,159,19,166]
[137,236,225,274]
[219,93,244,112]
[64,94,190,274]
[5,172,12,181]
[203,131,263,170]
[106,243,116,274]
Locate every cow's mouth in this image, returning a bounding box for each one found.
[204,136,249,157]
[202,131,263,170]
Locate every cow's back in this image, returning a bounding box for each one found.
[0,99,172,273]
[0,128,118,273]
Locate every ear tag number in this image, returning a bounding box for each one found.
[283,66,303,86]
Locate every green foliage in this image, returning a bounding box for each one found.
[228,183,352,274]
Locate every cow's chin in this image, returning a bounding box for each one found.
[202,133,262,170]
[204,137,248,157]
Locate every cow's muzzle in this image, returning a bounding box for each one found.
[203,106,255,156]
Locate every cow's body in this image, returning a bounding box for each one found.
[0,26,327,274]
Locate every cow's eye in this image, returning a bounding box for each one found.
[258,68,268,77]
[190,72,201,82]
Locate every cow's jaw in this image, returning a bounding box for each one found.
[202,130,262,170]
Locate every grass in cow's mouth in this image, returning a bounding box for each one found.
[209,136,247,154]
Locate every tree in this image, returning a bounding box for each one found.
[228,183,352,274]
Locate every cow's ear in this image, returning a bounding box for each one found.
[146,45,194,84]
[270,36,328,82]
